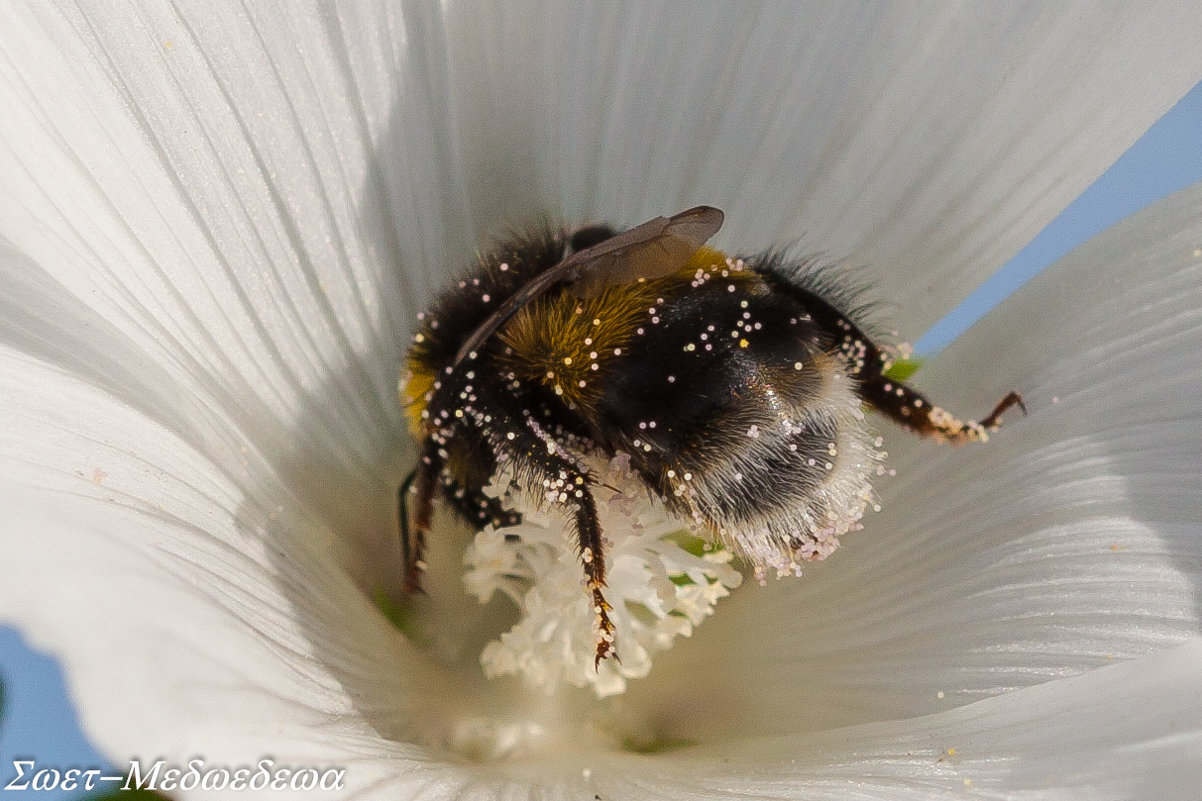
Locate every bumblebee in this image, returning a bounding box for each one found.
[400,207,1022,664]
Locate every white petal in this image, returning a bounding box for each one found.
[1,6,1199,410]
[0,353,548,796]
[0,1,428,473]
[619,181,1202,743]
[602,639,1202,801]
[0,235,402,588]
[0,1,1195,615]
[437,3,1202,335]
[3,4,1202,796]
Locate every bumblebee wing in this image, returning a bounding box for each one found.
[566,205,724,298]
[454,206,723,365]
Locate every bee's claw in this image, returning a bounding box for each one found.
[592,589,617,669]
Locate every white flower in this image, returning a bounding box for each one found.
[3,3,1202,798]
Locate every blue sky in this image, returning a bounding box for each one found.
[918,79,1202,353]
[3,79,1202,801]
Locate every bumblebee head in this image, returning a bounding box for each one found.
[568,223,617,253]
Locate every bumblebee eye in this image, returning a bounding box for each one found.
[569,224,616,253]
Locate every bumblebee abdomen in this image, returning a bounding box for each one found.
[592,260,828,451]
[591,260,881,577]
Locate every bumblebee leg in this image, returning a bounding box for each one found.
[522,434,614,665]
[488,416,616,665]
[569,482,617,667]
[401,434,521,596]
[758,273,1023,442]
[401,439,443,594]
[559,474,615,667]
[859,363,1025,444]
[398,468,417,585]
[419,374,616,663]
[441,478,523,531]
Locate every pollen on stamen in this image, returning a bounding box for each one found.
[465,454,741,697]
